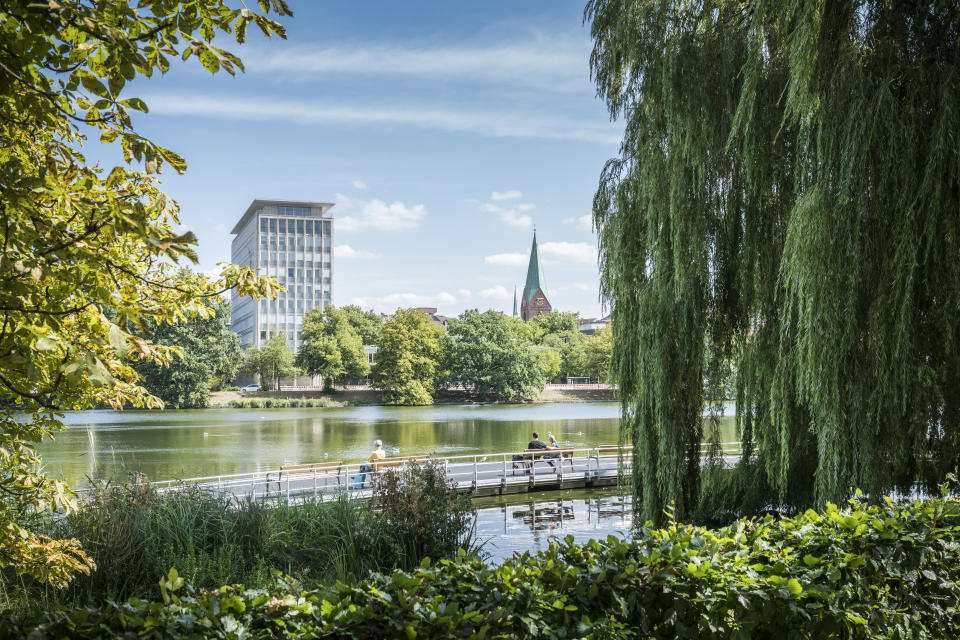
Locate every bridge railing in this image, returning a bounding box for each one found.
[71,442,754,501]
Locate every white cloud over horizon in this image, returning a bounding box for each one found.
[334,193,426,232]
[242,37,591,93]
[484,252,527,267]
[140,94,620,145]
[491,190,523,201]
[349,291,458,313]
[480,285,513,300]
[335,244,380,259]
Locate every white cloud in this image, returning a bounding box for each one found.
[480,202,532,228]
[480,285,512,300]
[214,223,228,233]
[334,244,379,259]
[491,190,522,201]
[351,180,367,190]
[563,214,593,231]
[540,241,597,265]
[457,288,472,299]
[484,252,527,267]
[141,94,620,145]
[334,193,426,232]
[243,37,591,93]
[349,291,457,313]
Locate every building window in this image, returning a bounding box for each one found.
[260,331,266,340]
[305,220,313,235]
[269,218,277,233]
[278,219,286,234]
[288,267,295,278]
[296,219,304,234]
[322,221,331,236]
[260,218,268,232]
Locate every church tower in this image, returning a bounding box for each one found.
[520,230,552,321]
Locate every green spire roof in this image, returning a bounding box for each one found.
[523,231,546,305]
[513,286,518,317]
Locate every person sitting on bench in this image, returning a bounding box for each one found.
[525,431,553,473]
[353,439,385,488]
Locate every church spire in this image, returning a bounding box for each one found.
[523,229,546,306]
[513,286,518,317]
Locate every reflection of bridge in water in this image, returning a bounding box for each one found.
[77,444,746,503]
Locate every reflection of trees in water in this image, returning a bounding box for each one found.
[499,495,633,537]
[512,502,575,532]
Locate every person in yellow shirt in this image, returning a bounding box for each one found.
[354,439,385,489]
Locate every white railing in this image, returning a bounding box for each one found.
[72,442,752,501]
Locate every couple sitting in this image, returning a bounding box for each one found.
[514,431,562,474]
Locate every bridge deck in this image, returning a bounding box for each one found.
[78,445,747,502]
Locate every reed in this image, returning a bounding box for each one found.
[0,463,479,614]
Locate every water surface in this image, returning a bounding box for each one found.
[38,403,736,486]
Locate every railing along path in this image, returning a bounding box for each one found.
[75,442,751,503]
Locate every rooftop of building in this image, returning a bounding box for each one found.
[231,199,335,234]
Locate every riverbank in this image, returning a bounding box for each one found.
[209,386,617,407]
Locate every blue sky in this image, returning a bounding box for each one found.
[128,1,619,318]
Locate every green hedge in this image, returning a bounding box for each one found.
[5,492,960,639]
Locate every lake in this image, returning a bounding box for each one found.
[38,402,736,487]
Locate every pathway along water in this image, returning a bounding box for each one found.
[38,402,736,487]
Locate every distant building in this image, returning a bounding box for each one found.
[230,199,334,352]
[413,307,450,329]
[520,231,552,321]
[578,315,611,336]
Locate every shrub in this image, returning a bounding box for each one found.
[4,490,960,638]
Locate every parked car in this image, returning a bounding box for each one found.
[239,384,261,393]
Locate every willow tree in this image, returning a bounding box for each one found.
[587,0,960,523]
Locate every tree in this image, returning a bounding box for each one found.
[582,327,612,383]
[0,0,287,584]
[296,305,369,390]
[587,0,960,523]
[442,310,545,400]
[542,330,587,380]
[536,347,563,383]
[341,305,384,345]
[135,299,243,408]
[373,309,443,405]
[245,335,296,394]
[529,311,580,342]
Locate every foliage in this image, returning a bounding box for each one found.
[1,464,478,612]
[295,306,368,390]
[587,0,960,522]
[0,0,287,585]
[340,305,384,346]
[6,491,960,638]
[244,335,296,393]
[373,309,443,405]
[227,398,345,409]
[529,311,580,342]
[535,347,563,382]
[582,327,612,383]
[370,460,477,572]
[135,298,243,408]
[442,310,546,400]
[542,330,587,380]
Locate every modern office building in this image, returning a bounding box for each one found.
[230,199,334,352]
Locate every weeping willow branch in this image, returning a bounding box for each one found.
[587,0,960,523]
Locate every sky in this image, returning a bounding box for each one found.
[122,1,621,318]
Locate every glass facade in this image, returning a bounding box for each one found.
[231,202,334,354]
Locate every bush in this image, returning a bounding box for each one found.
[5,490,960,638]
[0,464,479,613]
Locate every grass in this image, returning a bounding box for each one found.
[0,462,479,614]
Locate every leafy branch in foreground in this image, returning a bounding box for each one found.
[0,0,291,586]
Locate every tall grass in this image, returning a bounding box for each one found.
[0,463,479,614]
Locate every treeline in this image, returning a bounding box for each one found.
[248,306,612,405]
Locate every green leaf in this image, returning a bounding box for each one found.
[786,579,803,595]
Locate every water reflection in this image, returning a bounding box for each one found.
[36,403,736,486]
[476,492,634,563]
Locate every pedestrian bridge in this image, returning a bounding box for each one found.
[85,443,747,502]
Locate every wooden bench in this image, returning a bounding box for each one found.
[595,445,633,456]
[513,448,575,474]
[351,456,437,489]
[270,461,342,492]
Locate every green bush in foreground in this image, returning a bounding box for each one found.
[5,490,959,638]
